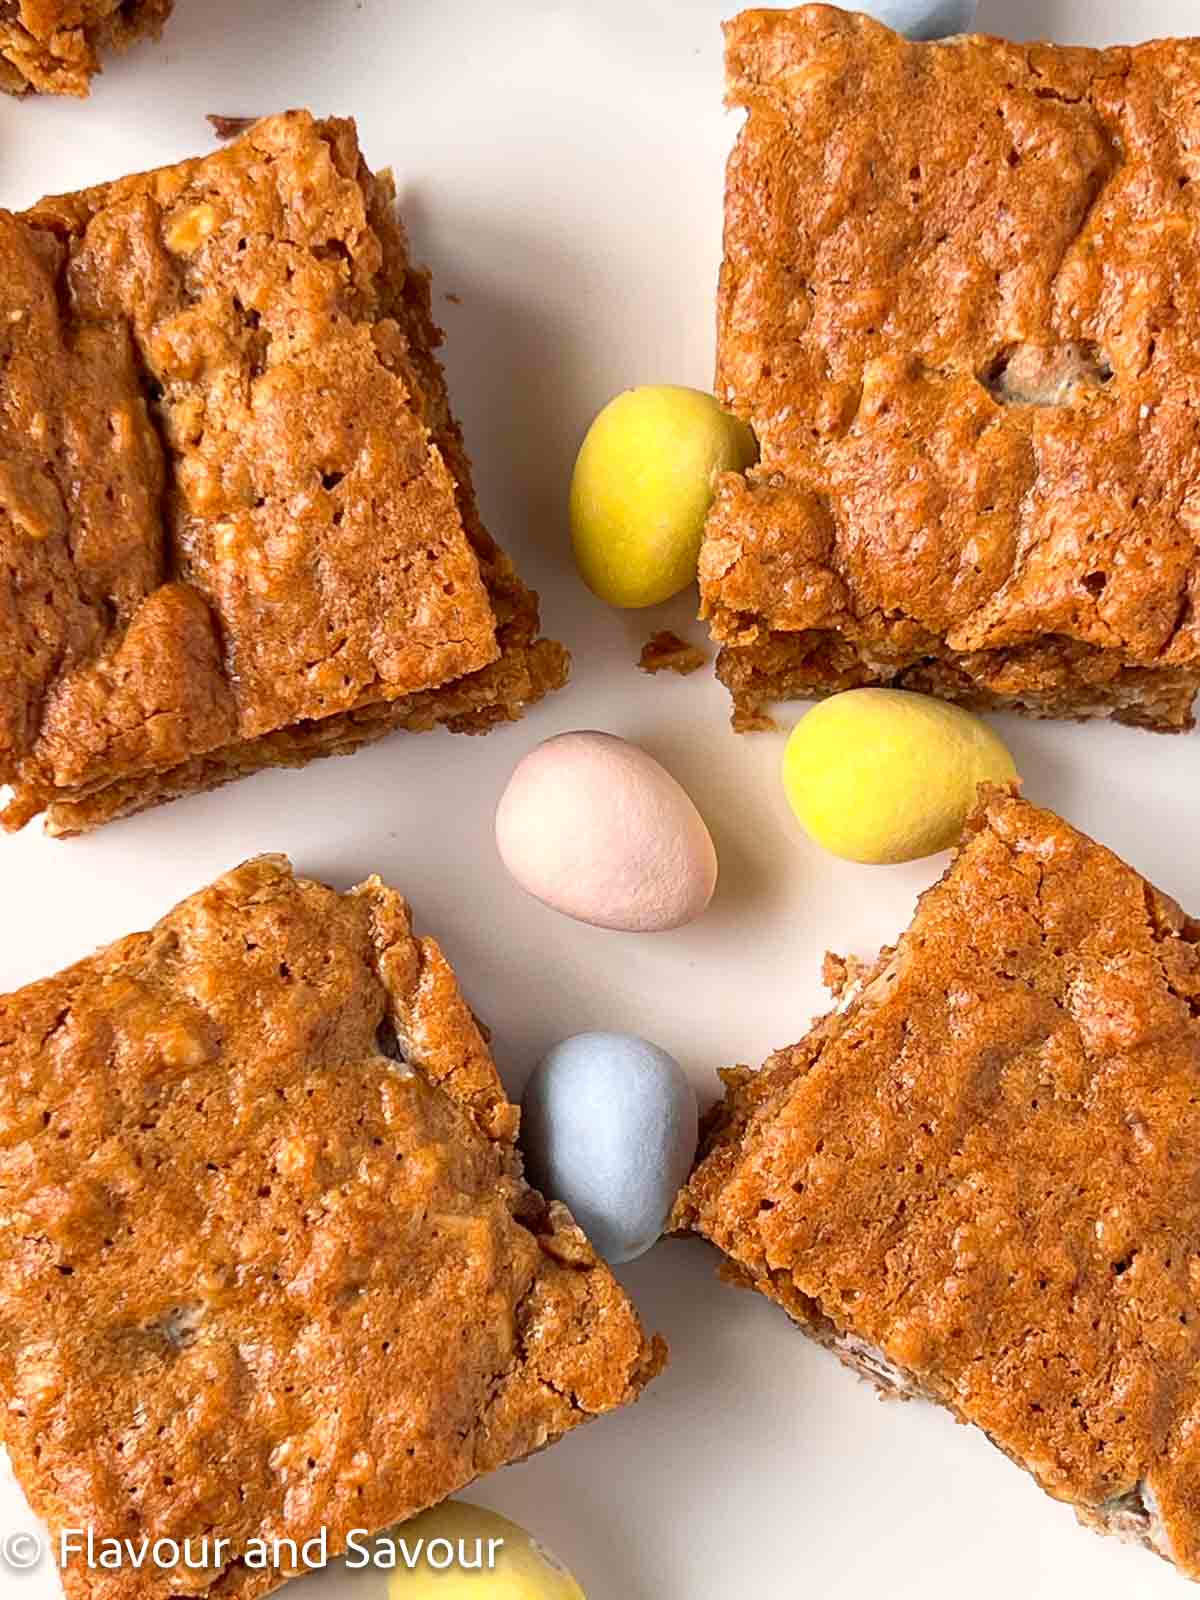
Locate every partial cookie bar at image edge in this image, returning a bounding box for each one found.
[701,9,1200,732]
[0,0,173,96]
[675,789,1200,1577]
[0,111,568,836]
[0,855,663,1600]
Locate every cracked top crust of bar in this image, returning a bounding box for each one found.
[0,1,172,96]
[0,111,500,821]
[677,791,1200,1576]
[0,856,663,1600]
[702,10,1200,670]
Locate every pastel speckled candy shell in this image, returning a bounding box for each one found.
[856,1,979,38]
[522,1033,699,1265]
[495,732,717,933]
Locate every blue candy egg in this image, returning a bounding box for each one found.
[858,0,979,38]
[521,1034,699,1265]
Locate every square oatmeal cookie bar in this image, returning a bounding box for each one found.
[674,791,1200,1575]
[0,111,567,835]
[0,857,663,1600]
[0,1,171,96]
[702,8,1200,731]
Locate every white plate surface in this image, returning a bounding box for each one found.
[0,2,1197,1595]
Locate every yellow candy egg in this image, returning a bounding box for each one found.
[570,385,757,608]
[385,1502,585,1598]
[781,688,1019,864]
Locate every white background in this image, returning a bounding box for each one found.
[1,2,1197,1595]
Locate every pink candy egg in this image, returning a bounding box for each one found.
[495,732,718,933]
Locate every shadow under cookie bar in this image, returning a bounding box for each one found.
[0,0,172,96]
[702,10,1200,733]
[0,111,568,836]
[0,856,663,1600]
[674,790,1200,1577]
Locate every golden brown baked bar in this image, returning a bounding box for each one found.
[0,0,170,95]
[0,111,568,836]
[675,791,1200,1575]
[0,856,663,1600]
[702,8,1200,732]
